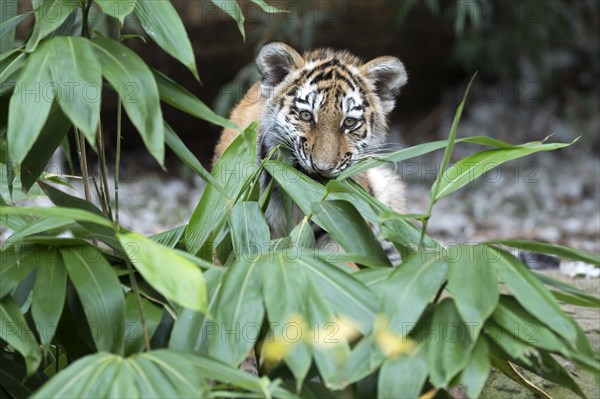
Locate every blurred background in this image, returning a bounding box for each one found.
[12,0,600,262]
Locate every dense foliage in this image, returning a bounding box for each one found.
[0,1,598,398]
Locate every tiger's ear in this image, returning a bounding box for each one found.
[256,42,304,90]
[361,56,408,114]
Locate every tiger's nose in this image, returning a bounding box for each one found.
[313,162,335,175]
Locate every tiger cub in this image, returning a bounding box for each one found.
[213,42,407,261]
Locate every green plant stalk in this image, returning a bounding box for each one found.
[114,100,122,227]
[80,0,92,38]
[91,174,109,215]
[96,122,113,219]
[73,127,92,203]
[418,74,477,250]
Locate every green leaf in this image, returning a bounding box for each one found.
[0,51,25,87]
[487,239,600,266]
[46,36,101,143]
[354,268,392,291]
[447,244,499,340]
[26,0,79,52]
[95,0,136,24]
[211,0,245,40]
[91,37,164,165]
[289,217,315,248]
[123,292,163,356]
[296,251,378,334]
[312,200,391,267]
[491,296,571,356]
[8,41,54,165]
[534,272,600,308]
[488,246,578,344]
[134,0,198,80]
[262,251,312,388]
[378,346,428,399]
[36,180,117,244]
[0,245,39,297]
[149,224,186,248]
[0,11,32,48]
[229,201,270,258]
[20,105,71,192]
[61,245,125,354]
[209,256,264,366]
[304,278,352,388]
[168,268,224,353]
[154,70,238,130]
[335,135,517,181]
[185,122,257,256]
[118,232,207,312]
[0,205,114,228]
[380,252,448,335]
[164,123,225,193]
[429,74,476,204]
[427,298,473,388]
[337,140,451,180]
[31,246,66,350]
[4,216,72,245]
[249,0,286,13]
[457,337,490,399]
[435,139,577,201]
[0,296,41,376]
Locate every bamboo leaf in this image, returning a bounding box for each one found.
[296,251,378,334]
[378,346,428,399]
[91,37,164,165]
[95,0,136,24]
[262,251,311,387]
[185,122,257,256]
[208,256,264,366]
[211,0,245,40]
[20,105,71,192]
[123,292,164,356]
[434,139,577,201]
[0,245,39,297]
[154,70,238,130]
[31,246,66,350]
[26,0,79,52]
[0,296,41,376]
[457,337,490,399]
[447,244,499,341]
[487,239,600,266]
[427,298,473,388]
[7,41,54,164]
[135,0,198,80]
[0,206,114,228]
[312,200,391,267]
[168,268,224,353]
[380,252,448,335]
[229,201,270,258]
[118,232,207,312]
[46,36,101,143]
[429,74,476,203]
[488,246,578,344]
[61,245,126,354]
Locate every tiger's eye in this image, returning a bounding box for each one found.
[343,117,358,129]
[299,110,313,122]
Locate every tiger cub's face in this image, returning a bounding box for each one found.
[257,43,407,178]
